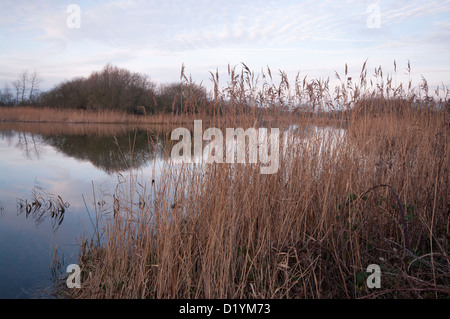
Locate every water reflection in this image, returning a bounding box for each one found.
[16,181,70,231]
[42,132,161,173]
[0,123,175,298]
[0,123,175,174]
[1,129,45,160]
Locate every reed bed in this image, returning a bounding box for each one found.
[0,121,174,137]
[57,62,448,299]
[0,106,208,125]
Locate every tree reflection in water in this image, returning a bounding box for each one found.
[0,123,176,174]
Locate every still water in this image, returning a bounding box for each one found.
[0,123,170,298]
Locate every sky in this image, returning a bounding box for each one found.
[0,0,449,93]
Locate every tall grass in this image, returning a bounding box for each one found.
[60,62,449,299]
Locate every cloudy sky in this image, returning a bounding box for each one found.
[0,0,449,92]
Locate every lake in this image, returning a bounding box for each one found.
[0,123,175,298]
[0,121,344,298]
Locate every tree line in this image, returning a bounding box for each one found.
[0,70,44,107]
[0,64,210,115]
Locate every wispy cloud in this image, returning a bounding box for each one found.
[381,0,450,24]
[0,0,449,89]
[1,0,359,51]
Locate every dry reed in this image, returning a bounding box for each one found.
[52,62,448,299]
[0,106,209,125]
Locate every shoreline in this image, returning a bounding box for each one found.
[0,106,347,127]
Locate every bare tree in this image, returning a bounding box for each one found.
[11,79,21,106]
[28,71,44,104]
[9,70,42,106]
[19,70,29,104]
[10,70,30,105]
[0,83,13,106]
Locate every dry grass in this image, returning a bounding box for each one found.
[0,106,208,125]
[0,121,175,137]
[52,63,449,299]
